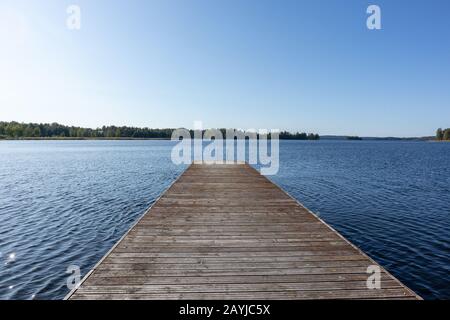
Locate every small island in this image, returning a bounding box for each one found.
[346,136,363,141]
[436,128,450,141]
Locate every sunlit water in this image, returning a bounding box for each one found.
[0,140,448,299]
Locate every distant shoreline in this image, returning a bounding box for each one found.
[0,121,438,141]
[0,121,319,141]
[0,137,438,142]
[0,137,171,141]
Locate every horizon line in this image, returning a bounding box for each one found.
[0,120,437,139]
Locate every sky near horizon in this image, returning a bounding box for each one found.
[0,0,449,137]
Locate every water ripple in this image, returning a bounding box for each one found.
[0,140,449,299]
[0,140,184,300]
[268,140,450,300]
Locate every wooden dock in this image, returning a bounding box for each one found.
[67,163,419,300]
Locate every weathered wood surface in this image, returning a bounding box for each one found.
[67,164,420,300]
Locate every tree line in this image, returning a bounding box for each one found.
[0,122,320,140]
[436,128,450,141]
[279,131,320,140]
[0,122,172,139]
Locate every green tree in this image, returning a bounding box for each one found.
[76,128,85,137]
[115,128,121,138]
[444,129,450,141]
[436,128,443,140]
[34,127,41,137]
[23,126,34,137]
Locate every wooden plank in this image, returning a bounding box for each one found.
[75,281,404,294]
[66,163,420,300]
[70,289,415,300]
[82,273,397,285]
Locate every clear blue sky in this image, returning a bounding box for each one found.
[1,0,449,137]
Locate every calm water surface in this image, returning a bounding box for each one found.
[0,140,448,299]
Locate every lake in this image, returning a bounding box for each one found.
[0,140,449,299]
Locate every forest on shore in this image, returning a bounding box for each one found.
[436,128,450,141]
[0,121,320,140]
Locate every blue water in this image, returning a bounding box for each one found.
[271,141,450,300]
[0,140,449,299]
